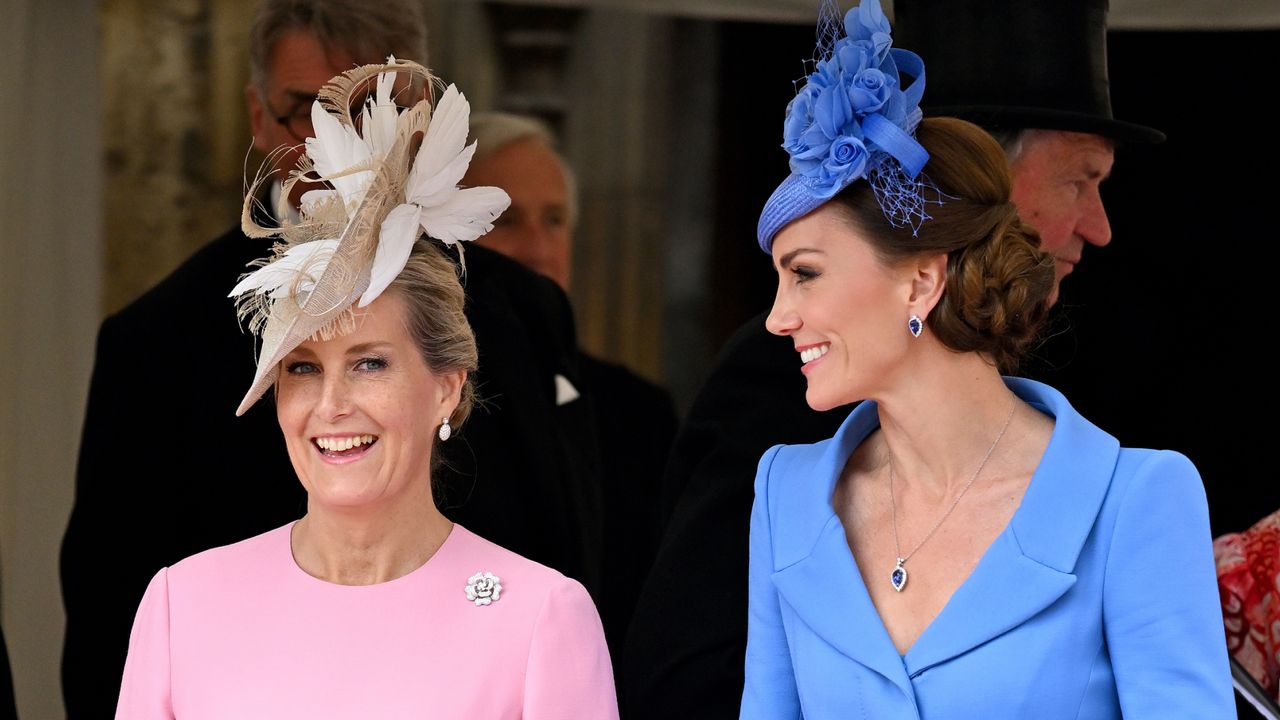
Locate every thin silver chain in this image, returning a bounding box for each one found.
[890,401,1018,565]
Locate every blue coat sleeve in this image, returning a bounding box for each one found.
[740,446,802,720]
[1103,450,1236,718]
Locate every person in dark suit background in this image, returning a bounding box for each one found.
[462,111,678,663]
[60,2,604,716]
[621,2,1167,717]
[1,623,14,720]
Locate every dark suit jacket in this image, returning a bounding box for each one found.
[61,224,603,718]
[0,623,14,720]
[621,311,847,719]
[579,354,677,661]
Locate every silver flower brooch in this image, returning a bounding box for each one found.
[465,571,502,606]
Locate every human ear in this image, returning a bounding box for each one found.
[908,253,948,318]
[436,370,466,420]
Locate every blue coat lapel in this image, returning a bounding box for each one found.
[773,517,915,696]
[905,379,1120,673]
[767,399,916,698]
[902,533,1077,676]
[767,378,1121,688]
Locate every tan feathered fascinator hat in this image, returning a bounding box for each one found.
[229,58,509,416]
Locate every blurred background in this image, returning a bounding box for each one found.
[2,0,1277,716]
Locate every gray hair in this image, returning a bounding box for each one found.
[249,0,429,91]
[468,112,579,230]
[987,127,1028,163]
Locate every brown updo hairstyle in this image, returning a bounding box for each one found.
[831,116,1055,371]
[386,239,478,432]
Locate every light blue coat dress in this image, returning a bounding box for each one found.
[741,378,1234,719]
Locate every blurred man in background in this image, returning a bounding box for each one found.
[465,112,678,661]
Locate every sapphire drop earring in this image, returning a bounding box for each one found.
[908,314,923,338]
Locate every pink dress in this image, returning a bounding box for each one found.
[115,524,619,719]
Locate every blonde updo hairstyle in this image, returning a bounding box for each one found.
[386,239,478,431]
[832,117,1055,370]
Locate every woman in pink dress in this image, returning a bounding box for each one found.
[115,59,618,719]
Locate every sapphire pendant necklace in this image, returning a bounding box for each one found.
[888,402,1016,593]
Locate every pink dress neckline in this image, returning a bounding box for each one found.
[280,520,461,591]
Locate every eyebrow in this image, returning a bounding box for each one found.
[1074,149,1113,182]
[283,346,317,360]
[282,341,394,361]
[1084,166,1110,181]
[346,342,394,356]
[269,90,315,114]
[777,247,824,269]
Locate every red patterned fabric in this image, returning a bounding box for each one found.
[1215,509,1280,703]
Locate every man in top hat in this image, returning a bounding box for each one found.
[896,0,1163,305]
[621,1,1163,717]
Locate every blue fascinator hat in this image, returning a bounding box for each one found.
[757,0,931,253]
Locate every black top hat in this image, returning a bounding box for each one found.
[893,0,1164,144]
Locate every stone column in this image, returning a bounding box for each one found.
[0,0,101,716]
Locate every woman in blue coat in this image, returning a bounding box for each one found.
[740,3,1234,718]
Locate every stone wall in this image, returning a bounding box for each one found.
[102,0,254,314]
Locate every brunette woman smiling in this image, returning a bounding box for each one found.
[739,3,1233,718]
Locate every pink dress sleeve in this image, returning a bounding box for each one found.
[522,578,619,719]
[115,568,174,720]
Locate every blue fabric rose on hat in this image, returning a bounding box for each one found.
[847,0,892,51]
[779,0,924,198]
[813,136,870,198]
[851,69,892,115]
[757,0,932,252]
